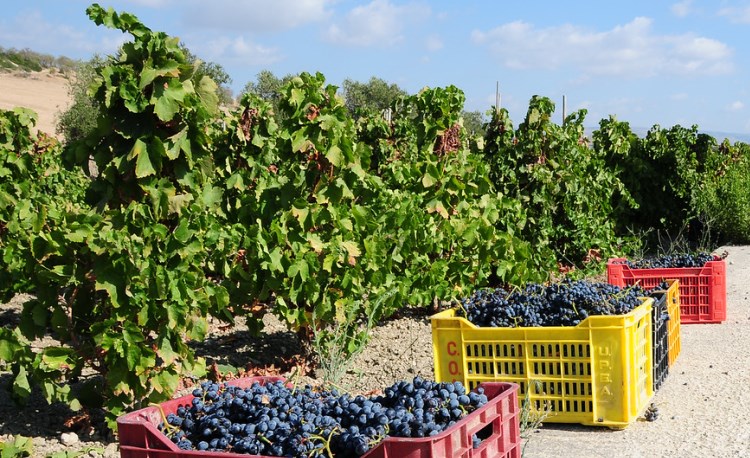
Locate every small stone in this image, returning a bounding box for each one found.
[103,443,119,458]
[60,432,79,446]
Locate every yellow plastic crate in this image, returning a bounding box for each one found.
[431,297,654,428]
[656,279,682,366]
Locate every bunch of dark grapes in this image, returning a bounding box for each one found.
[620,252,716,269]
[462,279,647,328]
[160,376,489,457]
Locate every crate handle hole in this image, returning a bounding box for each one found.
[471,421,495,449]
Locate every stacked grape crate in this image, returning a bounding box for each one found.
[607,253,726,324]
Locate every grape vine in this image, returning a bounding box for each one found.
[0,1,743,433]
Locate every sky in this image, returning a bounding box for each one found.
[2,0,750,136]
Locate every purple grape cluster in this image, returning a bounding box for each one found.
[160,376,489,457]
[621,252,715,269]
[463,279,647,328]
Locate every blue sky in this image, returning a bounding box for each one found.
[2,0,750,135]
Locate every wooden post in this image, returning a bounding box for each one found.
[496,81,500,113]
[562,95,567,123]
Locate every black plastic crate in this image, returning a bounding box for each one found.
[650,290,670,391]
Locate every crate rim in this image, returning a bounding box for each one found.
[431,296,655,330]
[607,256,724,268]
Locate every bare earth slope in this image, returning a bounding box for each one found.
[0,70,71,136]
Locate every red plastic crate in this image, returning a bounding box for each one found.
[117,376,521,458]
[607,257,726,324]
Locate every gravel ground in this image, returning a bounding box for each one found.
[0,245,747,457]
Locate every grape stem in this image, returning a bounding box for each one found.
[307,426,340,458]
[258,434,273,446]
[152,403,178,436]
[368,424,389,447]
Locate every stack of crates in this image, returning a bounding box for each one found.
[607,257,726,324]
[650,286,670,391]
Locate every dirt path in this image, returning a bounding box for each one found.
[0,70,72,136]
[522,245,750,457]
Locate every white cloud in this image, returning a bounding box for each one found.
[728,100,745,111]
[609,97,644,114]
[671,0,693,17]
[324,0,430,47]
[669,36,732,74]
[717,6,750,24]
[471,17,733,78]
[0,10,126,58]
[183,0,333,33]
[425,34,443,52]
[192,36,280,66]
[671,92,689,101]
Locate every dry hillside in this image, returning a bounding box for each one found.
[0,70,72,136]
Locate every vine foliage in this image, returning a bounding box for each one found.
[2,3,745,432]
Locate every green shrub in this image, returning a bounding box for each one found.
[56,56,104,144]
[694,141,750,243]
[598,121,719,248]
